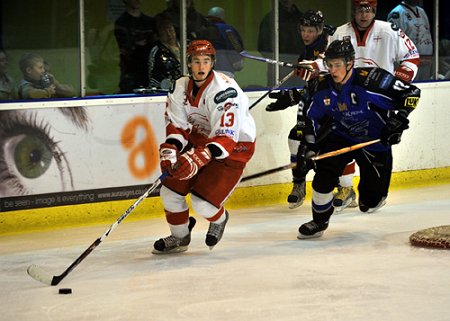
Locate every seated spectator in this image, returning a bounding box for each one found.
[0,49,17,100]
[203,6,244,78]
[148,14,181,90]
[44,60,76,97]
[18,53,75,99]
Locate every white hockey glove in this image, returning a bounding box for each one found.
[295,60,320,81]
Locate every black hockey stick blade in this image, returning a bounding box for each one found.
[249,70,294,110]
[26,173,166,286]
[241,164,294,182]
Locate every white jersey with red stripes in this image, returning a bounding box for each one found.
[165,70,256,163]
[327,19,420,80]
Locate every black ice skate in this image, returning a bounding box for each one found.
[205,210,229,250]
[359,197,386,213]
[152,216,196,254]
[297,219,329,239]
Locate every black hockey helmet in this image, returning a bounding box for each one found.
[299,10,324,28]
[324,38,355,63]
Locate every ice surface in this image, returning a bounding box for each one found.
[1,184,450,321]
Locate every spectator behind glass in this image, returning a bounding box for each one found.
[0,49,17,100]
[257,0,305,87]
[43,60,75,98]
[160,0,209,41]
[148,14,181,90]
[388,0,433,80]
[202,6,244,78]
[114,0,156,93]
[18,53,74,99]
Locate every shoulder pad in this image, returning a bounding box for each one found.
[356,67,395,90]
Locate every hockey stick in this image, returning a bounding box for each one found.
[225,29,295,69]
[241,163,294,182]
[249,70,294,110]
[310,139,380,161]
[27,173,167,286]
[241,139,380,181]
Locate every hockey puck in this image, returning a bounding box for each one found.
[58,288,72,294]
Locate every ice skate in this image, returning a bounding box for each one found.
[297,220,329,239]
[360,197,386,213]
[152,217,196,254]
[205,210,229,250]
[287,181,306,209]
[333,186,357,212]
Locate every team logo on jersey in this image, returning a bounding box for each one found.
[215,128,236,137]
[234,143,248,153]
[214,87,238,104]
[323,96,331,106]
[337,102,348,112]
[359,70,369,77]
[217,102,238,111]
[405,97,419,108]
[373,35,382,42]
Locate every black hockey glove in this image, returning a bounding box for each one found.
[296,144,316,176]
[381,110,409,146]
[266,88,303,112]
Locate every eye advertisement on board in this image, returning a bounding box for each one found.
[0,101,166,211]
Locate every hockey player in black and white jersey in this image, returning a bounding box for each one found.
[265,10,333,209]
[297,39,420,239]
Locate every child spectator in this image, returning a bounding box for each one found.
[18,53,75,99]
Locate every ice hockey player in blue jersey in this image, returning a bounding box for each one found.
[297,39,421,239]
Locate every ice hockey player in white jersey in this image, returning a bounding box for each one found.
[153,40,256,254]
[297,0,420,213]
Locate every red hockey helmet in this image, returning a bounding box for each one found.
[352,0,377,8]
[187,40,216,59]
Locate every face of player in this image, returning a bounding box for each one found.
[299,26,321,46]
[27,60,46,81]
[188,55,213,84]
[353,6,376,30]
[325,58,353,85]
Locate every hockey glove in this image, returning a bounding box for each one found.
[266,89,302,112]
[394,65,415,82]
[295,60,319,81]
[296,145,316,176]
[171,146,212,180]
[381,111,409,146]
[159,143,179,173]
